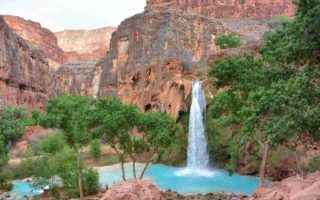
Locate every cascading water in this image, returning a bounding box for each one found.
[175,81,213,177]
[187,81,209,169]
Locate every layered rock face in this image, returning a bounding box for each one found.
[146,0,296,19]
[0,16,49,109]
[98,8,270,119]
[51,59,102,98]
[3,15,65,65]
[55,27,116,62]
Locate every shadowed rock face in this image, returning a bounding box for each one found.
[0,16,49,109]
[3,15,65,66]
[146,0,296,20]
[51,59,103,98]
[54,27,116,62]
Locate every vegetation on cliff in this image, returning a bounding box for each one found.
[208,0,320,186]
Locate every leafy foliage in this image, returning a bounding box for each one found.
[0,106,28,143]
[208,0,320,178]
[214,34,241,49]
[89,139,102,159]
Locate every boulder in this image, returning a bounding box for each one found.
[250,172,320,200]
[101,180,162,200]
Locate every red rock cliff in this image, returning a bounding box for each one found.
[146,0,296,19]
[54,27,116,62]
[98,9,271,119]
[0,16,49,109]
[3,15,65,66]
[4,15,116,67]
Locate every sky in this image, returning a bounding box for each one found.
[0,0,146,31]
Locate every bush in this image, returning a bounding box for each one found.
[41,133,66,154]
[89,139,101,159]
[82,168,99,195]
[302,155,320,173]
[0,168,13,191]
[214,34,241,49]
[268,16,292,30]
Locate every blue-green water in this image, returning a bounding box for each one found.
[11,181,43,197]
[12,164,260,197]
[98,164,260,195]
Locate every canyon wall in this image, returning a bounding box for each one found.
[0,16,49,109]
[4,15,116,67]
[146,0,296,19]
[97,8,271,119]
[51,59,102,98]
[3,15,65,67]
[55,27,116,62]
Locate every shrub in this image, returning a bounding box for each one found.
[41,133,66,154]
[267,16,292,30]
[214,34,241,49]
[82,168,99,195]
[89,139,101,159]
[302,155,320,173]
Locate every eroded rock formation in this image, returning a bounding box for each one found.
[3,15,65,66]
[51,59,102,97]
[146,0,296,19]
[0,16,49,109]
[55,27,116,62]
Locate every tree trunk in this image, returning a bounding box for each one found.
[294,150,301,175]
[139,161,150,180]
[77,149,84,200]
[113,146,126,181]
[259,142,269,187]
[120,159,126,181]
[132,158,137,179]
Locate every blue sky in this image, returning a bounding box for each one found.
[0,0,146,31]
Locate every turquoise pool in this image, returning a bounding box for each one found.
[11,180,43,197]
[12,163,260,197]
[98,163,260,195]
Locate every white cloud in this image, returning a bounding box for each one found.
[0,0,146,31]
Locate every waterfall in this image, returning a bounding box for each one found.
[175,81,213,177]
[187,81,209,169]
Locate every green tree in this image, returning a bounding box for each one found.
[137,111,176,179]
[90,97,140,180]
[42,94,96,199]
[0,135,12,190]
[209,53,319,186]
[89,98,177,180]
[0,106,28,144]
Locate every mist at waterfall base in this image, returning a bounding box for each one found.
[11,81,260,197]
